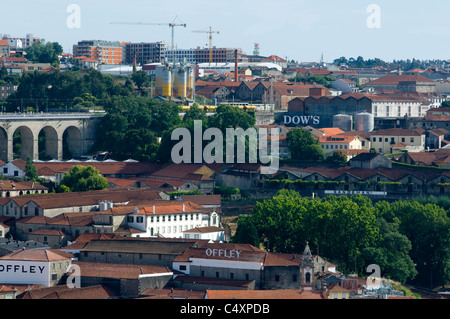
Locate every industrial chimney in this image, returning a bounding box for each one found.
[234,49,238,82]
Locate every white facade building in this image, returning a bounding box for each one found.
[371,99,427,118]
[126,201,220,239]
[182,226,225,242]
[0,249,71,287]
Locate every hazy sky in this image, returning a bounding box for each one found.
[1,0,448,63]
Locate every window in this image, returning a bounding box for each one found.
[230,273,234,279]
[401,137,405,142]
[379,137,382,142]
[127,216,134,223]
[410,137,414,143]
[180,265,187,271]
[216,272,220,278]
[293,275,297,282]
[136,216,143,223]
[275,275,280,282]
[14,171,18,177]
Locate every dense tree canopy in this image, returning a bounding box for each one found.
[232,190,449,286]
[287,128,324,161]
[60,165,109,192]
[4,69,134,112]
[24,40,63,66]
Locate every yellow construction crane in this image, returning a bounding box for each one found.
[110,16,186,62]
[192,26,219,63]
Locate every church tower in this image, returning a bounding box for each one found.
[299,241,315,291]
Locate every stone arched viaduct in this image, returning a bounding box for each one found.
[0,113,102,162]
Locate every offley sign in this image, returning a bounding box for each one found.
[0,264,45,274]
[205,248,242,258]
[0,260,50,286]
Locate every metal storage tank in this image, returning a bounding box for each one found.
[155,65,164,95]
[176,67,187,98]
[333,114,353,131]
[355,112,374,132]
[186,66,195,98]
[161,66,172,97]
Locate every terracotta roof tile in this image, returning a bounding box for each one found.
[206,289,327,299]
[72,261,172,280]
[0,249,71,262]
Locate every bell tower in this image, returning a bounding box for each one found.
[299,241,315,291]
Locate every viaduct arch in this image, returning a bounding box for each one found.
[0,113,102,162]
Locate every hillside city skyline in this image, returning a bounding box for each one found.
[2,0,450,62]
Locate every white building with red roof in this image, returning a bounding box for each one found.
[0,249,72,287]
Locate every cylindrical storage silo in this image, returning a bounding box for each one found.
[333,114,353,131]
[155,65,164,95]
[355,112,374,132]
[162,67,172,97]
[186,66,195,98]
[177,68,187,98]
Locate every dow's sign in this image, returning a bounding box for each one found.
[283,114,320,126]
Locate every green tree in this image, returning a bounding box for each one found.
[131,70,149,91]
[25,40,62,66]
[25,157,38,182]
[182,103,207,125]
[231,215,260,247]
[206,104,255,132]
[286,128,324,161]
[60,165,109,192]
[380,201,450,288]
[362,218,418,283]
[325,150,348,166]
[441,100,450,108]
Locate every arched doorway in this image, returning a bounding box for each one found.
[13,126,34,160]
[38,126,59,160]
[63,126,82,159]
[0,127,7,162]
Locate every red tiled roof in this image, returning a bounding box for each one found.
[366,74,435,86]
[0,180,47,191]
[183,226,224,233]
[140,287,206,299]
[206,289,327,299]
[370,128,425,136]
[319,128,345,136]
[0,249,71,262]
[72,261,172,280]
[29,229,66,236]
[18,284,118,299]
[34,161,163,177]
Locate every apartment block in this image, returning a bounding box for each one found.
[124,42,167,65]
[73,40,124,65]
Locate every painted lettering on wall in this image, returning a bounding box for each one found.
[205,248,242,258]
[283,115,320,126]
[0,264,46,274]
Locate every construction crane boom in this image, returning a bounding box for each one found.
[192,26,219,63]
[110,17,186,61]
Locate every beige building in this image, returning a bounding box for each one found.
[318,134,370,156]
[369,128,425,154]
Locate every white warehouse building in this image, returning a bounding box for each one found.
[126,201,221,239]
